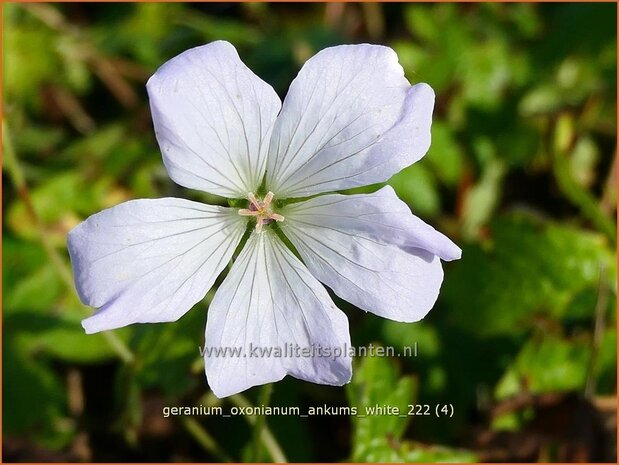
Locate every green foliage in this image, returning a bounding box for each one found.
[444,212,616,336]
[347,354,416,458]
[2,3,616,462]
[347,354,477,462]
[133,305,207,396]
[495,334,591,399]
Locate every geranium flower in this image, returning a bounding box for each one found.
[68,41,461,398]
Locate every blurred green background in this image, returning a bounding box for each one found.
[2,2,617,463]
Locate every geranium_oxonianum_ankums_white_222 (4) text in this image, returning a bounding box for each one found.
[67,41,461,398]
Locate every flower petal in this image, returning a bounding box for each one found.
[147,41,282,198]
[68,198,246,333]
[204,231,351,398]
[282,186,461,261]
[265,44,434,198]
[280,189,458,322]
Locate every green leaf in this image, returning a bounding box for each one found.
[6,171,118,246]
[569,136,599,188]
[388,164,440,217]
[443,212,616,336]
[3,237,48,294]
[595,327,618,395]
[133,304,207,395]
[347,351,416,461]
[3,10,62,109]
[461,157,505,239]
[495,334,590,398]
[381,321,441,359]
[6,306,123,364]
[3,331,68,442]
[425,121,464,186]
[5,263,64,314]
[347,353,477,462]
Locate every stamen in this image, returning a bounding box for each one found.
[263,191,274,207]
[238,209,260,217]
[247,192,261,211]
[240,192,284,232]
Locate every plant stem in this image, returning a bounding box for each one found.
[251,383,273,462]
[3,121,74,289]
[3,119,135,365]
[551,117,617,243]
[585,262,610,399]
[183,417,232,462]
[552,150,617,242]
[229,392,287,463]
[600,149,617,216]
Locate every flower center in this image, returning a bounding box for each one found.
[238,191,285,232]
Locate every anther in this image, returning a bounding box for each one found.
[238,209,260,217]
[263,191,274,207]
[247,192,261,211]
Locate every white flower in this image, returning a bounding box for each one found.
[68,41,461,398]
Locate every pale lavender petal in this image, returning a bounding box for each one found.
[204,231,351,398]
[147,41,282,198]
[68,198,246,333]
[282,186,461,261]
[280,187,461,322]
[265,44,434,198]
